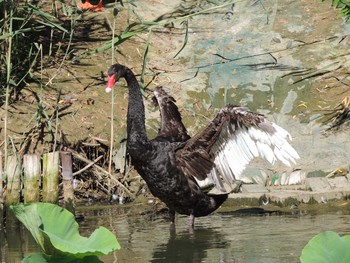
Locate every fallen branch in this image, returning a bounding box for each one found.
[71,150,134,198]
[73,155,103,176]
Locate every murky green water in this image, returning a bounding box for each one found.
[2,205,350,262]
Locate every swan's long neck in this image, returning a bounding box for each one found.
[124,68,148,143]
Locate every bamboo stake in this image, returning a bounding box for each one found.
[42,151,59,203]
[5,155,21,205]
[60,150,74,213]
[23,154,41,203]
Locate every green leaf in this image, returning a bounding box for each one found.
[10,203,120,258]
[300,231,350,263]
[11,204,45,250]
[20,4,69,33]
[22,252,103,263]
[22,253,49,263]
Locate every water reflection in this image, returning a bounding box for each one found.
[0,212,40,263]
[152,227,229,263]
[88,205,350,263]
[2,204,350,262]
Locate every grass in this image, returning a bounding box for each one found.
[0,1,76,186]
[0,2,70,103]
[322,0,350,22]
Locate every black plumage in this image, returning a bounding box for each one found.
[106,64,299,229]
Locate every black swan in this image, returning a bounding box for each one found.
[106,64,300,229]
[78,0,123,11]
[78,0,104,11]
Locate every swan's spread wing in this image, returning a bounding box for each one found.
[153,86,190,142]
[176,105,299,192]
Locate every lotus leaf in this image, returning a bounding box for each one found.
[10,203,120,258]
[22,252,103,263]
[300,231,350,263]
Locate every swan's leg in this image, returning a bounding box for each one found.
[169,209,175,224]
[188,214,195,232]
[230,180,243,193]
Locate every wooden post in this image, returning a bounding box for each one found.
[23,154,41,203]
[60,150,75,213]
[5,155,21,205]
[0,150,3,225]
[42,152,59,203]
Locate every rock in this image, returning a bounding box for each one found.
[241,184,269,193]
[328,176,350,189]
[305,177,332,192]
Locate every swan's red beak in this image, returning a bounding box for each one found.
[106,74,116,93]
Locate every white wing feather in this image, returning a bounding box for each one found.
[210,116,299,191]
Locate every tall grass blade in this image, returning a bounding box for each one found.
[108,0,119,175]
[4,0,15,168]
[174,20,189,58]
[140,29,152,91]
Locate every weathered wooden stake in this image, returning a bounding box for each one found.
[60,150,75,213]
[0,151,3,197]
[5,155,21,205]
[23,154,41,203]
[0,150,3,225]
[42,151,59,203]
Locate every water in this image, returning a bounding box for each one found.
[3,205,350,262]
[96,207,350,263]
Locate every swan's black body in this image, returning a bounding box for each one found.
[107,65,227,227]
[106,64,299,228]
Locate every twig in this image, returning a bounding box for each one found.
[71,150,134,197]
[72,155,103,176]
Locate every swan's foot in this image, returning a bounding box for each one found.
[230,180,243,193]
[169,209,175,224]
[78,0,104,11]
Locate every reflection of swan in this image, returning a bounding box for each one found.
[151,227,229,263]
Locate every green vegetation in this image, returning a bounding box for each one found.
[300,231,350,263]
[0,1,72,104]
[10,203,120,262]
[322,0,350,22]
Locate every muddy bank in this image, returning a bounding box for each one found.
[1,0,350,204]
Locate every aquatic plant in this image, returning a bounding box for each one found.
[322,0,350,22]
[300,231,350,263]
[10,203,120,262]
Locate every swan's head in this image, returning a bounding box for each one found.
[106,64,126,93]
